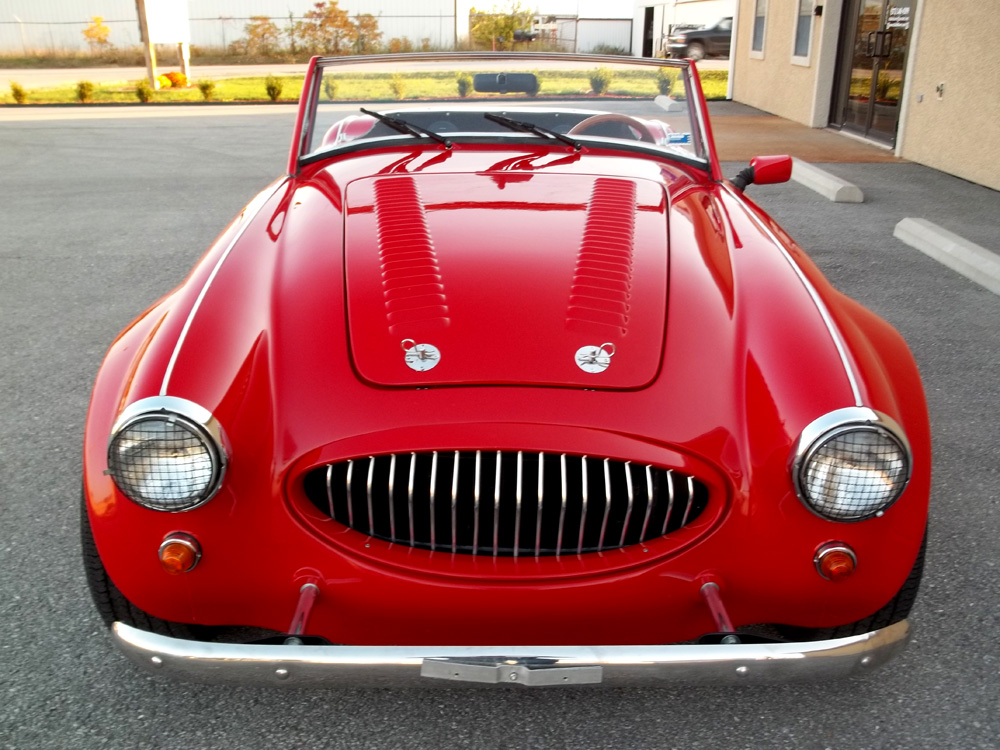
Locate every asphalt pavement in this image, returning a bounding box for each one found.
[0,105,998,749]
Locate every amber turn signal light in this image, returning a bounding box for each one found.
[815,543,857,582]
[159,533,202,574]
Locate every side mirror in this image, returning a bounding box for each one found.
[730,155,793,191]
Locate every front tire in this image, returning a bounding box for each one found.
[778,533,926,641]
[80,489,194,638]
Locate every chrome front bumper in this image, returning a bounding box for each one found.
[112,619,910,687]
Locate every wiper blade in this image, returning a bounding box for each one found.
[484,113,581,151]
[360,108,452,149]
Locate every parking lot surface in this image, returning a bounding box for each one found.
[0,108,997,749]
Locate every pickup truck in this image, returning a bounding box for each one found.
[666,17,732,59]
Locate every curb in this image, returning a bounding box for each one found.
[894,218,1000,296]
[791,158,864,203]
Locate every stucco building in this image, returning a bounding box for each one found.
[727,0,1000,190]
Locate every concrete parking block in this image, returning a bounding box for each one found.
[791,158,865,202]
[894,217,1000,296]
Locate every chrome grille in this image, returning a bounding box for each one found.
[303,451,708,556]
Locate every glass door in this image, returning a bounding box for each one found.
[832,0,912,145]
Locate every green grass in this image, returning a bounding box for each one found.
[2,69,730,105]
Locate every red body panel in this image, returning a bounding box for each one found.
[84,143,929,646]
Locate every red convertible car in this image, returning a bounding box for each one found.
[82,53,929,686]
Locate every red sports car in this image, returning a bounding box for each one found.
[82,53,929,686]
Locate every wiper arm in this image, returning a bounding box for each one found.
[360,108,452,149]
[484,113,581,152]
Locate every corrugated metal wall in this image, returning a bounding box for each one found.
[0,0,458,53]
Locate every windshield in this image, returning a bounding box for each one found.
[296,53,711,170]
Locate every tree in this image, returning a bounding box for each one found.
[82,16,111,53]
[295,1,356,55]
[244,16,281,56]
[353,14,382,54]
[469,2,533,51]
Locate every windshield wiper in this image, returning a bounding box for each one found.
[360,108,452,149]
[484,113,581,152]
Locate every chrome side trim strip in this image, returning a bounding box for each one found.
[160,178,289,395]
[113,619,911,687]
[721,184,863,407]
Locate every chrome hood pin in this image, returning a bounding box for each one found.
[402,339,441,372]
[575,343,615,373]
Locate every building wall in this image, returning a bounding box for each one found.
[898,1,1000,190]
[731,0,825,125]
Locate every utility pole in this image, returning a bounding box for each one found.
[135,0,158,87]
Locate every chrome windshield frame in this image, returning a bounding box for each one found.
[292,52,712,170]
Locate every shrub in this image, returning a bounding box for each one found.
[589,67,613,95]
[157,74,171,89]
[82,16,111,53]
[457,73,473,98]
[388,37,413,53]
[590,44,628,56]
[135,79,153,102]
[323,76,338,100]
[265,74,283,101]
[656,67,677,96]
[165,71,187,88]
[197,80,216,101]
[10,82,26,104]
[390,74,406,99]
[75,80,95,103]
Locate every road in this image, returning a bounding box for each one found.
[0,105,997,749]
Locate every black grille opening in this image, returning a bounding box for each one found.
[303,451,708,556]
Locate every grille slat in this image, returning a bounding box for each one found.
[304,451,708,557]
[473,451,482,555]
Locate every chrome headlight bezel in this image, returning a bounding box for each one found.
[792,407,912,523]
[106,396,227,513]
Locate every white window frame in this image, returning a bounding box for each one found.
[750,0,767,59]
[791,0,814,66]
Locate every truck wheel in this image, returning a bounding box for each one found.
[686,42,706,60]
[81,489,195,639]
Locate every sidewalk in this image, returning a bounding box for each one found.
[708,101,899,163]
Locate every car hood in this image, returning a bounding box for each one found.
[343,173,669,389]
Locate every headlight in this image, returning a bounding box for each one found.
[107,397,227,512]
[792,408,911,522]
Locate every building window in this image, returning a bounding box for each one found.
[752,0,767,53]
[794,0,813,57]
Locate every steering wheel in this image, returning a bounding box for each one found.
[567,114,657,143]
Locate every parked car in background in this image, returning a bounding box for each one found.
[83,52,929,687]
[667,17,733,59]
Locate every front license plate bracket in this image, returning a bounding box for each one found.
[420,657,603,686]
